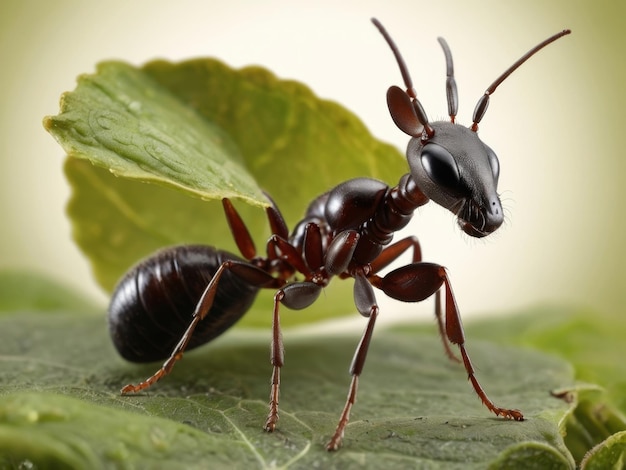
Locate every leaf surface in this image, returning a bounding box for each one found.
[45,62,263,206]
[0,309,581,469]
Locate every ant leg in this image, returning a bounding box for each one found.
[264,290,284,432]
[370,243,456,362]
[434,289,462,363]
[263,191,290,240]
[264,281,323,432]
[369,236,422,273]
[267,235,313,278]
[224,195,292,264]
[325,230,360,276]
[222,198,257,260]
[439,272,523,421]
[303,223,323,271]
[326,272,379,451]
[121,260,276,394]
[372,263,523,421]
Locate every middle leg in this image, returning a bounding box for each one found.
[326,271,380,451]
[264,281,324,432]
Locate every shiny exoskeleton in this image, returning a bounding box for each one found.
[109,19,570,451]
[109,246,259,362]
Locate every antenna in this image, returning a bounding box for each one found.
[471,29,571,131]
[437,37,458,122]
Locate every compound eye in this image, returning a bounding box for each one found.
[484,144,500,184]
[420,143,461,191]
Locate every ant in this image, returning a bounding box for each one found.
[108,18,571,451]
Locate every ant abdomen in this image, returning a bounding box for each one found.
[108,245,259,363]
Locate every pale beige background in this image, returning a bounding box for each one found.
[0,0,623,322]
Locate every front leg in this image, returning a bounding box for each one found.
[372,262,523,421]
[368,235,422,273]
[438,272,523,421]
[368,237,461,361]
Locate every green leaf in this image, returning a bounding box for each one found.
[0,270,99,315]
[44,61,264,207]
[0,393,225,470]
[44,59,405,326]
[139,59,404,224]
[0,309,584,468]
[581,431,626,469]
[559,388,626,465]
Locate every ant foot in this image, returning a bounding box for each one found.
[325,433,343,452]
[496,408,524,421]
[264,413,279,432]
[120,383,141,394]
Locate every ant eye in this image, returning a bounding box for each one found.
[420,143,461,191]
[484,144,500,183]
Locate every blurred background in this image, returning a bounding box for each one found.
[0,0,624,323]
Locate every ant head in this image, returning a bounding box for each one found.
[407,122,501,237]
[372,18,570,238]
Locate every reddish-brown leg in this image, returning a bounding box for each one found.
[123,199,280,394]
[364,238,457,362]
[264,290,285,432]
[326,272,379,451]
[222,198,257,260]
[440,273,523,421]
[267,235,313,278]
[369,236,422,273]
[263,193,290,240]
[434,289,462,363]
[121,261,276,394]
[302,223,324,272]
[264,281,323,432]
[223,196,291,262]
[372,263,523,421]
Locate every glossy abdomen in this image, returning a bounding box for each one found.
[108,245,259,362]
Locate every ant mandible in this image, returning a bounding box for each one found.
[108,18,571,451]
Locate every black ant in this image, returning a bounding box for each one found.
[108,18,570,451]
